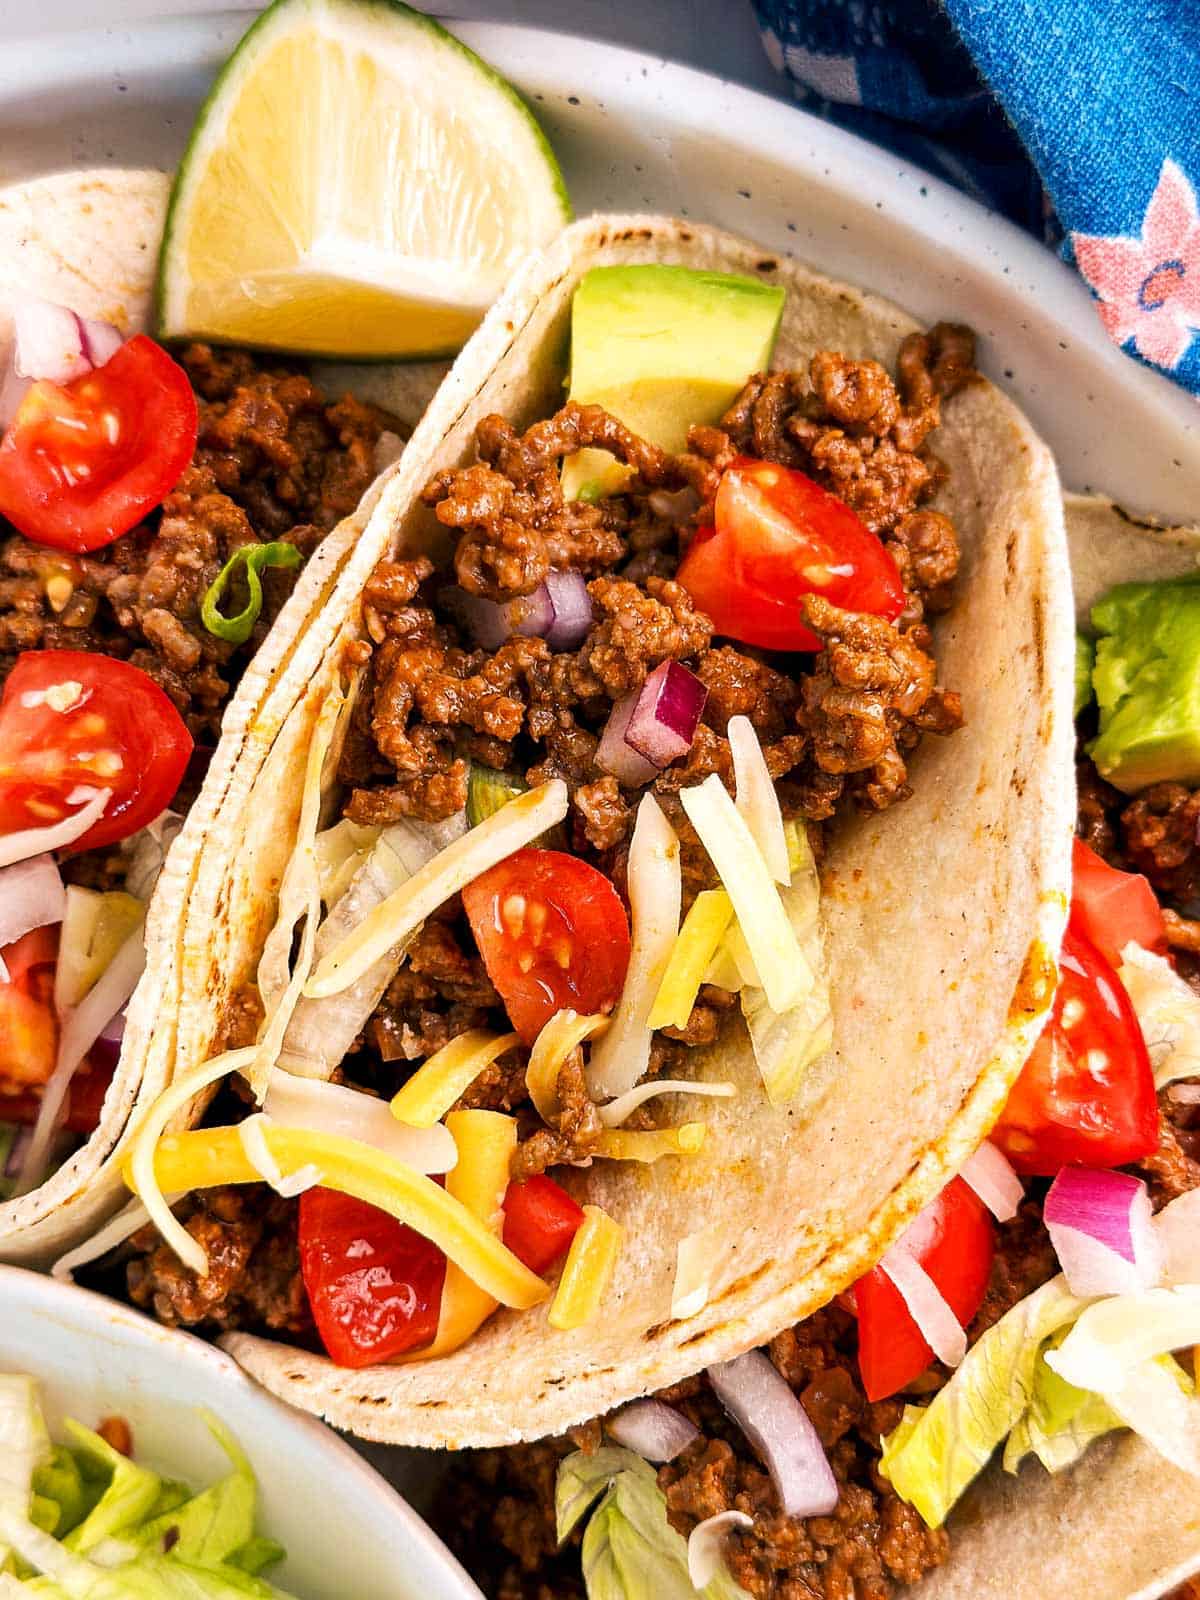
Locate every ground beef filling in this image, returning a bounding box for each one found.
[116,333,970,1335]
[436,1203,1054,1600]
[0,343,403,743]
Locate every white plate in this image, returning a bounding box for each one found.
[0,1265,481,1599]
[0,12,1195,518]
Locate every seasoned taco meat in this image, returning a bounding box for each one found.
[0,344,404,742]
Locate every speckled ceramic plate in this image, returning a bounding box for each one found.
[0,12,1196,518]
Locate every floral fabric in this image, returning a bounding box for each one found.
[753,0,1200,393]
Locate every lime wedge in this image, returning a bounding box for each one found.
[157,0,569,359]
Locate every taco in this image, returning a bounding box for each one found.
[81,215,1073,1449]
[0,167,439,1262]
[428,493,1200,1600]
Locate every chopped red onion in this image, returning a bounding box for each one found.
[1,300,122,430]
[0,854,65,978]
[687,1511,753,1589]
[1044,1165,1161,1297]
[596,688,660,786]
[541,569,593,649]
[4,1125,32,1179]
[960,1140,1024,1222]
[597,662,707,787]
[626,661,708,766]
[880,1245,967,1367]
[98,1008,126,1046]
[606,1398,699,1463]
[77,317,123,367]
[707,1350,838,1518]
[452,571,592,654]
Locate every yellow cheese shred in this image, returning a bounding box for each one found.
[647,888,734,1031]
[126,1048,258,1277]
[549,1204,623,1331]
[125,1122,547,1310]
[594,1122,708,1162]
[398,1108,516,1362]
[390,1030,518,1128]
[526,1010,609,1126]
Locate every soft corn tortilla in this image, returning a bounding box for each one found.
[0,169,443,1262]
[912,493,1200,1600]
[185,213,1078,1445]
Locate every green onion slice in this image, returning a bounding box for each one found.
[201,541,303,644]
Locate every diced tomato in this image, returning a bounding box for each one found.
[298,1188,447,1369]
[676,456,905,652]
[0,336,197,553]
[1070,836,1168,969]
[502,1175,585,1274]
[461,848,631,1045]
[854,1177,994,1401]
[0,1050,115,1135]
[0,652,192,852]
[992,913,1159,1176]
[0,925,58,1097]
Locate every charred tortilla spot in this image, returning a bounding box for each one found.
[1007,938,1057,1024]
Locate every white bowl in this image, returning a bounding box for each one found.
[0,1264,481,1600]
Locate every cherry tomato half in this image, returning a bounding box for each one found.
[0,652,192,852]
[0,926,58,1096]
[0,336,198,554]
[1070,836,1168,970]
[462,848,632,1045]
[854,1177,994,1401]
[502,1175,585,1274]
[676,457,905,652]
[298,1188,447,1369]
[992,913,1159,1176]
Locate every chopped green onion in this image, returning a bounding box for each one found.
[467,763,528,827]
[201,541,303,645]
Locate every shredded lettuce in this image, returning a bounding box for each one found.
[1117,942,1200,1088]
[0,1379,292,1598]
[879,1277,1086,1527]
[1000,1327,1123,1474]
[556,1449,749,1600]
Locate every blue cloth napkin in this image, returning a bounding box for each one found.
[752,0,1200,395]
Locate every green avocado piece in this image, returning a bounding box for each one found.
[1074,632,1095,718]
[1090,576,1200,792]
[560,264,785,501]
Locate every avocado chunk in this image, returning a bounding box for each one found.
[1074,632,1095,718]
[561,265,785,501]
[1090,577,1200,792]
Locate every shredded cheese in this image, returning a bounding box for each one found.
[397,1108,516,1362]
[729,715,790,884]
[594,1122,707,1162]
[647,889,734,1032]
[549,1204,623,1331]
[236,1113,322,1199]
[248,688,346,1099]
[587,795,681,1099]
[126,1047,258,1276]
[126,1121,547,1309]
[306,781,569,999]
[390,1030,519,1128]
[526,1010,609,1125]
[680,774,809,1013]
[597,1078,735,1128]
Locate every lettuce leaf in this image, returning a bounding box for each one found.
[879,1277,1086,1527]
[556,1448,749,1600]
[60,1424,160,1555]
[131,1415,255,1567]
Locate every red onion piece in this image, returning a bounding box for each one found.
[707,1350,838,1518]
[452,590,512,651]
[98,1007,127,1045]
[1044,1165,1160,1296]
[880,1245,967,1367]
[4,1125,32,1178]
[507,583,556,639]
[541,569,593,649]
[0,854,65,977]
[606,1398,699,1463]
[596,689,660,786]
[77,316,123,367]
[2,299,123,431]
[626,661,708,767]
[960,1140,1024,1222]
